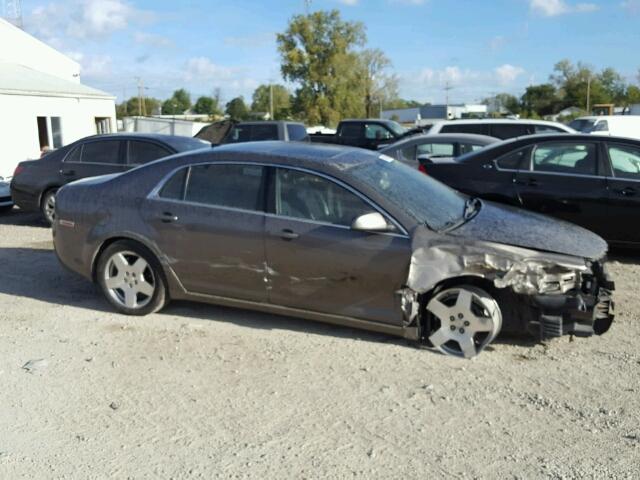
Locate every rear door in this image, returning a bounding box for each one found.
[603,142,640,244]
[338,122,365,148]
[60,139,127,183]
[143,162,268,301]
[514,140,609,236]
[264,167,411,325]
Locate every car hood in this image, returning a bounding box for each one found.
[448,200,608,260]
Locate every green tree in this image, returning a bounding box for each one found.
[116,96,161,118]
[521,83,559,117]
[277,10,367,126]
[225,96,249,120]
[193,96,221,116]
[251,84,292,119]
[162,89,192,115]
[626,85,640,106]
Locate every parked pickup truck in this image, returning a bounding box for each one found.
[309,119,421,150]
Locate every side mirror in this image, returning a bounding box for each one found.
[351,212,394,233]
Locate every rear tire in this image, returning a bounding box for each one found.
[96,240,168,316]
[41,189,58,225]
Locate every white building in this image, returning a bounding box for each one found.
[0,18,116,177]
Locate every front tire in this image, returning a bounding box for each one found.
[425,285,502,358]
[41,189,58,225]
[96,240,168,316]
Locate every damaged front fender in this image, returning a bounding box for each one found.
[407,226,590,296]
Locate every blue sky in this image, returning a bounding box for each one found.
[21,0,640,105]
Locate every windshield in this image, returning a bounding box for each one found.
[569,119,596,133]
[349,156,468,232]
[385,121,407,137]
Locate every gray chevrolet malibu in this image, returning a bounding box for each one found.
[53,142,614,358]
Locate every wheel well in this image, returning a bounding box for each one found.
[39,186,59,208]
[91,237,152,281]
[420,275,534,335]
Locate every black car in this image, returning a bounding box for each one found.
[11,133,210,224]
[423,133,640,246]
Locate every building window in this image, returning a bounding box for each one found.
[36,116,63,151]
[95,117,112,134]
[51,117,63,148]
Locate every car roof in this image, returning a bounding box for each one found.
[381,133,499,151]
[73,133,210,151]
[431,118,571,127]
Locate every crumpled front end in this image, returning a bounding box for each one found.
[402,226,615,342]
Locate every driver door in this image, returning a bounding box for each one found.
[264,167,411,325]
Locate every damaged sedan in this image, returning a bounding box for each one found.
[52,142,614,358]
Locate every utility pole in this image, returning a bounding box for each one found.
[586,75,592,114]
[269,83,274,120]
[304,0,312,14]
[444,81,454,118]
[135,77,147,116]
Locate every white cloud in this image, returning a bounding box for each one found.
[337,0,359,5]
[621,0,640,13]
[529,0,598,16]
[26,0,149,42]
[495,64,526,85]
[184,57,236,82]
[133,32,173,48]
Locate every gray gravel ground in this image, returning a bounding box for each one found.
[0,209,639,479]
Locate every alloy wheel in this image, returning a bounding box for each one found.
[103,251,156,310]
[426,286,502,358]
[43,191,56,224]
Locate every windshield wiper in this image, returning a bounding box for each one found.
[433,197,482,234]
[464,197,481,220]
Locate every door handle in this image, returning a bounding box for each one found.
[159,212,178,223]
[60,169,76,176]
[619,187,637,197]
[280,229,299,240]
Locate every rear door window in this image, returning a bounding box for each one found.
[185,164,265,211]
[534,125,566,134]
[607,144,640,180]
[81,141,123,164]
[416,142,455,157]
[128,141,172,165]
[286,124,309,142]
[159,168,188,200]
[532,142,597,175]
[64,145,83,163]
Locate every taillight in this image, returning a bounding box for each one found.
[418,164,427,175]
[13,165,24,177]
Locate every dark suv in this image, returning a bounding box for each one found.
[11,133,210,224]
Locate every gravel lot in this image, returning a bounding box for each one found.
[0,209,639,479]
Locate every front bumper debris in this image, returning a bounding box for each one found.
[528,262,615,340]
